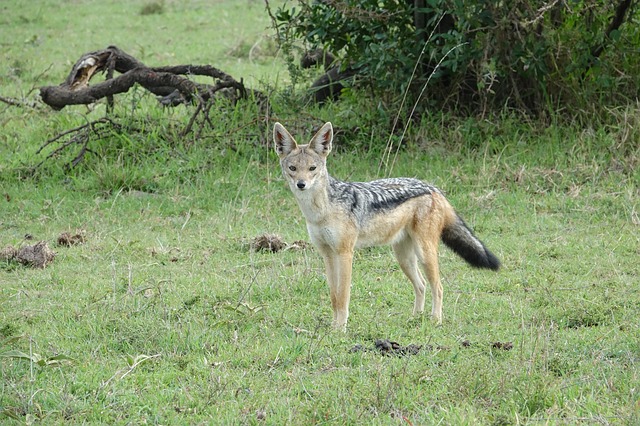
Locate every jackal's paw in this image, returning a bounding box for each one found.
[332,321,348,333]
[431,314,443,326]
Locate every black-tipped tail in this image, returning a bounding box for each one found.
[441,216,500,270]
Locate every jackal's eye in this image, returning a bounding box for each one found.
[309,166,317,171]
[288,166,296,171]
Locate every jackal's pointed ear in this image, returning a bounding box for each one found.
[309,122,333,157]
[273,122,297,158]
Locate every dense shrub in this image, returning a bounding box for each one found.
[272,0,640,116]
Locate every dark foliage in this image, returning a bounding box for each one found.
[272,0,640,116]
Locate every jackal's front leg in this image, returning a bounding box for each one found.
[321,248,353,330]
[333,251,353,330]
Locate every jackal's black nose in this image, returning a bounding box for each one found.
[296,181,306,189]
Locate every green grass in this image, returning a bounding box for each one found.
[0,0,282,90]
[1,1,639,424]
[1,117,638,424]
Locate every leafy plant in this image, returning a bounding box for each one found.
[1,350,75,367]
[273,0,640,117]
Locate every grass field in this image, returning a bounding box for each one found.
[1,1,639,424]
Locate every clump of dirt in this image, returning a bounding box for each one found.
[249,234,310,253]
[57,230,86,247]
[349,339,514,356]
[375,339,423,356]
[350,339,423,357]
[250,234,286,252]
[349,338,520,357]
[491,341,514,350]
[0,241,56,268]
[0,246,18,260]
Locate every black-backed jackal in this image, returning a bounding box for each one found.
[274,122,500,330]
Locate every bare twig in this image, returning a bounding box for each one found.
[0,95,41,109]
[34,117,119,169]
[183,97,206,137]
[522,0,561,27]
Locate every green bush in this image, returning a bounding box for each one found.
[273,0,640,116]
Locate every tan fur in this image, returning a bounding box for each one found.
[274,122,491,330]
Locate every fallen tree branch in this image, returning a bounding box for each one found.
[34,46,269,168]
[39,45,250,110]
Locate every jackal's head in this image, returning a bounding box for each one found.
[273,122,332,193]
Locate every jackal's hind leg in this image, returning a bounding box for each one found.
[392,238,426,315]
[418,244,443,324]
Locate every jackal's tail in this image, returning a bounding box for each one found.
[441,215,500,270]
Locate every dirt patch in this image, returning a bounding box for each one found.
[57,230,86,247]
[2,229,86,269]
[491,341,514,351]
[350,339,424,357]
[349,339,513,356]
[375,339,423,356]
[251,234,286,253]
[0,241,56,268]
[249,234,311,253]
